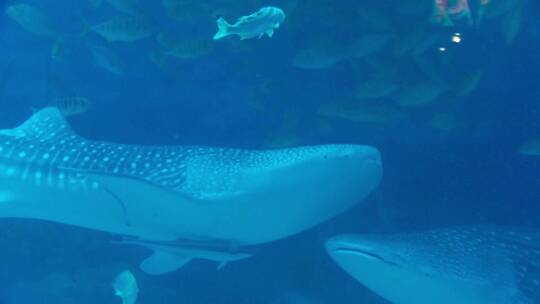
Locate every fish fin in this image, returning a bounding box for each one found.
[0,107,75,141]
[266,29,274,38]
[140,250,192,275]
[213,17,231,40]
[115,238,254,274]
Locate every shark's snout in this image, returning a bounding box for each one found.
[320,145,382,170]
[353,146,381,166]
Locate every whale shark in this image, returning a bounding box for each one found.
[326,226,540,304]
[0,108,382,274]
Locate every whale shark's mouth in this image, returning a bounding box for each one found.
[333,247,399,266]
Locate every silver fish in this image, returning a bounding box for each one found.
[213,6,285,40]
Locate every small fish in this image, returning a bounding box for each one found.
[213,6,286,40]
[51,97,92,117]
[5,3,57,37]
[88,44,124,75]
[91,16,152,42]
[327,226,540,304]
[113,270,139,304]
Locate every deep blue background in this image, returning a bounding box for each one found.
[0,0,539,303]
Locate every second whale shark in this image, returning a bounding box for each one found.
[326,226,540,304]
[0,108,382,274]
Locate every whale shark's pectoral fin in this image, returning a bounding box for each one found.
[140,250,193,275]
[79,171,197,203]
[58,169,201,241]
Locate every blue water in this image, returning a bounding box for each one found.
[1,0,539,303]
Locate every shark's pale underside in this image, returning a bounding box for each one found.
[0,108,382,274]
[326,226,540,304]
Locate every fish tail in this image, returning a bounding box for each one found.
[213,17,231,40]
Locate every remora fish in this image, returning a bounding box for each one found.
[0,108,382,274]
[116,238,253,274]
[326,226,540,304]
[213,6,286,40]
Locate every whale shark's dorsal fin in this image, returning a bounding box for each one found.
[0,107,75,142]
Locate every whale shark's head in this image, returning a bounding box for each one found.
[182,144,382,244]
[326,227,537,304]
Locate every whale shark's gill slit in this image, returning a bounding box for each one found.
[101,184,131,227]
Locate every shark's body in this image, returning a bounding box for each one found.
[0,108,382,273]
[326,226,540,304]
